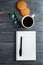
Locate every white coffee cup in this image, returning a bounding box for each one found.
[21,14,35,28]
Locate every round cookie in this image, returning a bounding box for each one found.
[17,0,27,10]
[20,7,30,16]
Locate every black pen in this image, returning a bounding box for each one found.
[19,37,22,56]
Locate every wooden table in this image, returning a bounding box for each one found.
[0,0,43,65]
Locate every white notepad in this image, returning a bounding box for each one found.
[16,31,36,61]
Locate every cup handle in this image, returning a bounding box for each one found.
[32,14,35,18]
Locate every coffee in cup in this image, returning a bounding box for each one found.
[21,14,35,28]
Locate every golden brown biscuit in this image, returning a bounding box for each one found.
[17,0,27,10]
[20,7,30,16]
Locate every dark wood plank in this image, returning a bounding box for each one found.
[0,22,43,31]
[0,0,43,64]
[0,31,43,42]
[0,42,43,64]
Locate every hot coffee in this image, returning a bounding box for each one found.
[23,17,33,27]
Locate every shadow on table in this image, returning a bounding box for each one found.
[14,32,16,61]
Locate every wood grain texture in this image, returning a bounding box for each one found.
[0,22,43,32]
[0,31,43,42]
[0,0,43,65]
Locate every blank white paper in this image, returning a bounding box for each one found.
[16,31,36,61]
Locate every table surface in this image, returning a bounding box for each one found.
[0,0,43,65]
